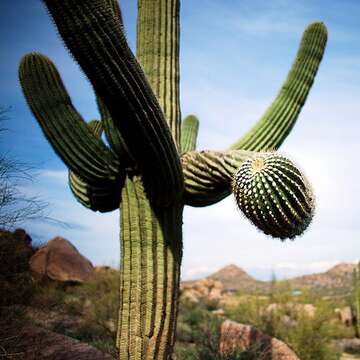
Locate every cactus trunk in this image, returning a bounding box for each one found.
[116,2,183,358]
[118,177,182,359]
[137,0,181,147]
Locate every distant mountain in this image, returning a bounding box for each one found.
[203,263,356,294]
[289,263,356,293]
[207,264,269,293]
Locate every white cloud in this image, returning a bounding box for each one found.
[40,169,68,181]
[229,13,301,36]
[182,265,220,280]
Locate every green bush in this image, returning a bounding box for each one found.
[175,299,268,360]
[0,229,35,307]
[0,229,350,360]
[30,269,120,356]
[224,283,343,360]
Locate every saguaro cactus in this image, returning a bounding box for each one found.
[18,1,327,359]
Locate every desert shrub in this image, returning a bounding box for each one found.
[224,295,268,333]
[0,305,28,359]
[175,298,267,360]
[0,229,35,307]
[65,270,119,331]
[56,269,119,356]
[281,307,340,360]
[225,285,343,360]
[29,281,67,309]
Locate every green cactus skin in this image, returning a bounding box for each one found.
[19,54,120,184]
[137,0,181,147]
[19,0,327,358]
[181,115,199,153]
[68,120,122,212]
[354,263,360,337]
[232,153,314,239]
[230,22,327,152]
[106,0,123,24]
[42,0,183,207]
[118,177,183,359]
[182,149,256,206]
[96,96,134,166]
[182,22,327,208]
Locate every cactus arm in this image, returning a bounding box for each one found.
[86,119,103,138]
[230,22,327,151]
[19,53,120,183]
[232,153,314,239]
[69,120,122,212]
[182,150,256,206]
[68,171,122,212]
[106,0,123,24]
[43,0,183,206]
[96,96,134,165]
[181,115,199,153]
[182,150,314,239]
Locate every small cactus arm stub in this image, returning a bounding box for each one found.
[18,0,327,358]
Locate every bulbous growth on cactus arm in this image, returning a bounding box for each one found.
[232,153,314,240]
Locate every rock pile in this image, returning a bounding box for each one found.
[180,278,224,303]
[219,320,299,360]
[30,237,95,283]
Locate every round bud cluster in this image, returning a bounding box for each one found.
[232,153,314,240]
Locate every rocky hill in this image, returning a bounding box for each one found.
[289,263,355,293]
[197,263,356,294]
[207,264,269,293]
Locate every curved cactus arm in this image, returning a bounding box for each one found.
[181,115,199,153]
[182,150,314,239]
[19,53,120,184]
[106,0,123,24]
[95,1,130,163]
[230,22,327,151]
[96,96,134,165]
[68,171,122,212]
[86,119,103,138]
[182,150,256,207]
[43,0,184,206]
[232,153,314,239]
[69,120,123,212]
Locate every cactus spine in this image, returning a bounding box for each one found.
[19,1,327,358]
[232,153,314,240]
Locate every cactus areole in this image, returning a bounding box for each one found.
[19,1,327,359]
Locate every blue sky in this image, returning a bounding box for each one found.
[1,0,360,280]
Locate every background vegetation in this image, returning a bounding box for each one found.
[2,236,359,359]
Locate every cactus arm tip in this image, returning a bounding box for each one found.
[183,149,314,239]
[181,114,200,153]
[230,20,327,152]
[232,152,314,240]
